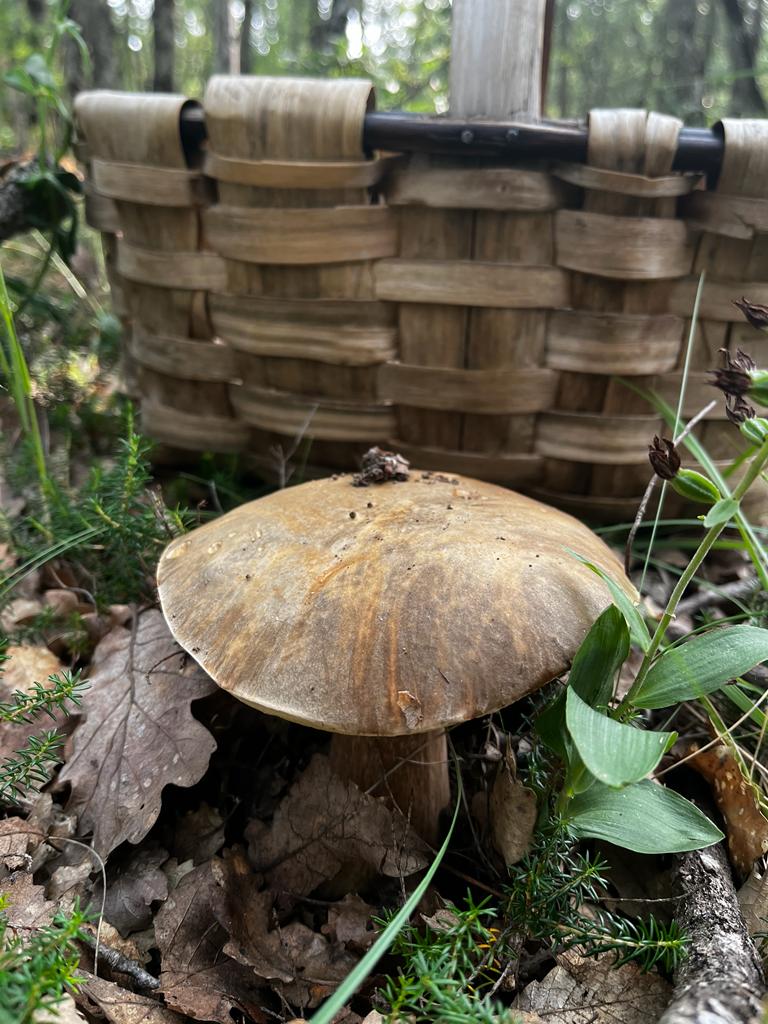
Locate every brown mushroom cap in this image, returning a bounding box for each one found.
[157,473,636,737]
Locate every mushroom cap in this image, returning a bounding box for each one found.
[157,473,636,737]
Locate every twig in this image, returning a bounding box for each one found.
[79,932,160,990]
[658,841,765,1024]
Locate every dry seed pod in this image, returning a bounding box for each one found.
[157,473,635,842]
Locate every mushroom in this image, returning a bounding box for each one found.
[157,472,635,844]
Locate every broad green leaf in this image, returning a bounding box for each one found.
[633,624,768,710]
[568,780,723,853]
[703,497,740,528]
[568,551,650,652]
[535,690,571,762]
[566,688,676,787]
[568,605,629,707]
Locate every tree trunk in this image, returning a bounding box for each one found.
[239,0,253,73]
[152,0,175,92]
[66,0,118,94]
[718,0,767,115]
[212,0,230,74]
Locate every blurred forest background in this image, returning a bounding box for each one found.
[2,0,768,155]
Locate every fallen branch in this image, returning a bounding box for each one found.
[659,842,765,1024]
[79,932,160,991]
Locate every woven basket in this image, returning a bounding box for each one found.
[75,81,768,520]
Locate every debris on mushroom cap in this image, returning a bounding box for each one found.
[352,447,410,487]
[157,473,636,738]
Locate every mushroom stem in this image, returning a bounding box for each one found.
[329,729,451,846]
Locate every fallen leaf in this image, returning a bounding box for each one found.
[59,610,216,857]
[489,753,537,866]
[245,754,428,897]
[95,843,169,936]
[516,948,671,1023]
[1,598,43,633]
[2,871,56,937]
[0,817,42,877]
[0,645,71,794]
[154,860,268,1024]
[34,993,86,1023]
[171,802,225,864]
[688,742,768,876]
[77,973,185,1024]
[322,894,378,952]
[211,850,358,1009]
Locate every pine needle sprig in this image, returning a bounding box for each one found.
[0,895,88,1024]
[504,821,686,975]
[0,669,85,725]
[0,730,65,800]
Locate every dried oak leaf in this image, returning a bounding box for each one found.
[0,645,73,793]
[489,753,537,866]
[516,949,671,1023]
[2,870,56,937]
[688,742,768,876]
[77,973,185,1024]
[171,802,225,864]
[322,894,378,952]
[0,817,43,877]
[211,851,358,1009]
[95,843,169,937]
[245,754,428,897]
[153,860,269,1024]
[59,610,216,858]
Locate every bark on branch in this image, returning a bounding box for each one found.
[659,842,765,1024]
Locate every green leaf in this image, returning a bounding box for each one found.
[535,689,571,762]
[568,780,723,853]
[703,497,740,528]
[568,605,629,707]
[566,688,676,787]
[568,552,650,652]
[23,54,56,89]
[633,624,768,709]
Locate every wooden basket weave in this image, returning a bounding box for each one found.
[76,81,768,520]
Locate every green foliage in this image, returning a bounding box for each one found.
[0,636,87,802]
[6,412,189,606]
[0,895,87,1024]
[379,894,514,1024]
[504,824,686,973]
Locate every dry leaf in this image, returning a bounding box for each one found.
[34,993,86,1024]
[489,753,537,866]
[171,802,225,864]
[245,754,428,897]
[2,870,56,937]
[59,610,216,857]
[154,860,269,1024]
[322,894,378,952]
[688,742,768,876]
[0,817,42,877]
[78,973,185,1024]
[211,851,358,1008]
[95,843,169,936]
[1,598,43,633]
[0,646,71,791]
[516,949,671,1023]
